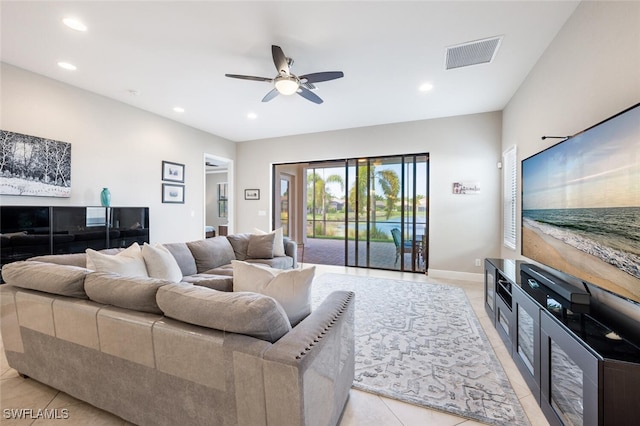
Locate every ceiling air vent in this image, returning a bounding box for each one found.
[445,36,503,70]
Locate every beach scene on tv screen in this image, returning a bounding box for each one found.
[522,105,640,303]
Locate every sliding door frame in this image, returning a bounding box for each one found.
[273,153,429,273]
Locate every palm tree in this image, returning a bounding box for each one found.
[348,165,399,220]
[376,169,400,219]
[307,171,344,236]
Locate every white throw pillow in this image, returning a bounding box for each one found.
[232,260,315,326]
[86,242,149,278]
[141,243,183,283]
[253,227,285,257]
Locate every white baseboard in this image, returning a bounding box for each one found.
[427,269,484,283]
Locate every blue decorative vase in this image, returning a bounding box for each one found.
[100,188,111,207]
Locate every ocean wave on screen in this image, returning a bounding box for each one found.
[524,218,640,280]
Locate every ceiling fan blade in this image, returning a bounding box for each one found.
[225,74,272,82]
[297,87,323,104]
[272,45,289,75]
[299,71,344,84]
[262,88,279,103]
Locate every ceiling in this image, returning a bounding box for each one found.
[0,1,580,142]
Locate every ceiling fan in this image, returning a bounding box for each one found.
[225,45,344,104]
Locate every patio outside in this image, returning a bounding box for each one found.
[282,157,428,272]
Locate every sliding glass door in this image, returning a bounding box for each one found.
[274,153,429,273]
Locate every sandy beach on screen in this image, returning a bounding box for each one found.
[522,224,640,302]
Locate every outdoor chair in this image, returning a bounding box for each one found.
[391,228,413,265]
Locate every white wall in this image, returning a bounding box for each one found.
[502,1,640,320]
[236,111,503,275]
[502,0,640,258]
[0,63,236,244]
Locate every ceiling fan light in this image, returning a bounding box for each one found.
[275,77,299,95]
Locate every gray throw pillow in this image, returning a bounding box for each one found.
[186,237,236,273]
[226,233,251,261]
[163,242,198,276]
[247,233,275,259]
[156,283,291,343]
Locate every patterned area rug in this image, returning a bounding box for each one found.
[312,273,529,426]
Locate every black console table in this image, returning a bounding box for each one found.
[1,206,149,272]
[484,258,640,426]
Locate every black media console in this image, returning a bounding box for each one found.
[1,206,149,273]
[484,259,640,426]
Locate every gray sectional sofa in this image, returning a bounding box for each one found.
[23,234,299,291]
[0,235,355,426]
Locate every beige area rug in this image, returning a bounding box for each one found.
[312,273,529,426]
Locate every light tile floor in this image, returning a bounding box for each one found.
[0,265,549,426]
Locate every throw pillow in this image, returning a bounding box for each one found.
[226,233,251,260]
[162,242,198,276]
[141,243,183,283]
[232,260,315,326]
[86,242,149,278]
[247,233,275,259]
[253,228,286,257]
[186,237,236,273]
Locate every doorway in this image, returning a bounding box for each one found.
[204,154,233,237]
[273,153,429,273]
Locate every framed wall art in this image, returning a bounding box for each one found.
[452,182,480,195]
[0,130,71,197]
[244,189,260,200]
[162,183,185,204]
[162,161,185,183]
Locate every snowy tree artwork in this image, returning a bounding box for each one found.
[0,130,71,197]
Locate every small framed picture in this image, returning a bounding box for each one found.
[244,189,260,200]
[452,181,480,195]
[162,183,185,204]
[162,161,185,183]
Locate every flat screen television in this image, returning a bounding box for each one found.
[521,103,640,306]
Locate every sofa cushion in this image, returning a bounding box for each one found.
[29,252,88,268]
[142,243,183,283]
[247,233,275,259]
[2,261,90,299]
[29,249,125,269]
[246,257,294,270]
[226,233,251,261]
[187,237,236,273]
[201,264,234,276]
[232,260,315,326]
[181,274,233,292]
[253,227,285,257]
[85,272,168,314]
[86,242,148,278]
[156,283,291,343]
[162,242,197,276]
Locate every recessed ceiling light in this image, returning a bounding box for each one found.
[57,62,77,71]
[62,17,87,32]
[419,83,434,92]
[247,113,257,119]
[173,107,185,113]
